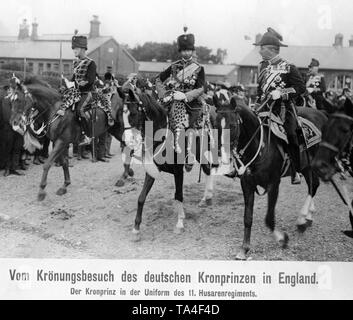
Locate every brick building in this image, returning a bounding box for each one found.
[238,33,353,96]
[0,16,138,78]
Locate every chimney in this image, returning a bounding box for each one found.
[255,33,262,45]
[333,33,343,47]
[18,19,30,40]
[89,15,100,38]
[31,19,38,40]
[349,36,353,47]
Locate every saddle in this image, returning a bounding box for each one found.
[258,111,322,150]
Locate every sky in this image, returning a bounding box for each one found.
[0,0,352,64]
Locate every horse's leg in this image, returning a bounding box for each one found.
[37,139,66,201]
[116,146,132,187]
[198,164,214,207]
[236,178,255,260]
[265,181,289,248]
[132,173,155,242]
[174,165,185,234]
[296,167,320,232]
[56,151,71,196]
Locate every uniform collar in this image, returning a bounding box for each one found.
[181,57,193,64]
[269,54,282,65]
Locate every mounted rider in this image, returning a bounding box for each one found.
[155,27,206,169]
[305,58,326,109]
[254,27,306,184]
[57,31,97,146]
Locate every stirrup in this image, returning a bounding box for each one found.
[79,135,92,146]
[291,172,301,185]
[185,152,196,172]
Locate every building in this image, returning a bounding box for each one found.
[238,33,353,95]
[0,16,138,78]
[138,61,239,85]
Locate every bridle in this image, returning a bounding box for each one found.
[217,107,264,176]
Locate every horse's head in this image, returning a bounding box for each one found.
[7,78,34,134]
[116,88,144,131]
[215,96,242,151]
[313,110,353,181]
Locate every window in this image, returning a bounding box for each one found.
[53,63,59,72]
[28,62,34,73]
[249,69,258,85]
[38,63,44,74]
[329,74,353,91]
[46,63,51,71]
[63,64,70,74]
[0,61,5,69]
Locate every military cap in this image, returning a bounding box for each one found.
[253,27,288,47]
[72,30,88,50]
[177,26,195,51]
[308,58,320,68]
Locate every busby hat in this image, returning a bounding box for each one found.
[104,72,113,81]
[177,26,195,51]
[253,27,288,47]
[308,58,320,68]
[72,30,88,50]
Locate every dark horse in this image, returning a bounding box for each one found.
[9,77,133,200]
[216,98,327,260]
[122,92,218,240]
[312,97,353,234]
[313,97,353,181]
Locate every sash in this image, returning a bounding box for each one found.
[175,62,201,82]
[259,60,290,94]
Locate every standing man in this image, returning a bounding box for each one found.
[155,27,206,165]
[254,27,306,184]
[306,58,326,110]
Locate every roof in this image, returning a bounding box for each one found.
[138,61,237,76]
[0,36,120,61]
[239,46,353,71]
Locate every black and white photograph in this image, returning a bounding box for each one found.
[0,0,353,301]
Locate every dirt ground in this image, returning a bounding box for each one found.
[0,139,352,261]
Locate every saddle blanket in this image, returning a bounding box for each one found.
[259,112,321,149]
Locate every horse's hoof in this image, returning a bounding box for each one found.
[342,230,353,239]
[280,232,289,249]
[198,198,213,207]
[128,169,134,177]
[305,219,313,228]
[297,223,307,233]
[174,227,184,235]
[56,188,67,196]
[115,179,125,187]
[37,192,47,202]
[235,251,247,260]
[131,231,141,242]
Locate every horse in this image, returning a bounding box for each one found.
[9,76,133,200]
[216,97,327,260]
[313,97,353,182]
[312,98,353,234]
[121,91,219,240]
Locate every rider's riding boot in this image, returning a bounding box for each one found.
[77,117,92,146]
[185,134,196,173]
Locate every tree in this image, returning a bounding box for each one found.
[128,42,227,64]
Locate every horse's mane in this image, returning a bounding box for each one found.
[22,76,61,111]
[139,93,167,127]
